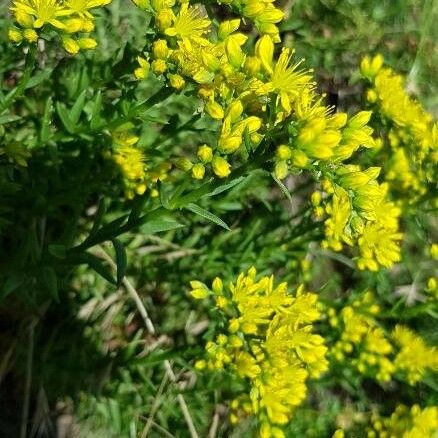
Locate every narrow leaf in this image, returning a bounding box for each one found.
[272,173,293,204]
[206,176,245,198]
[111,238,127,286]
[0,114,21,125]
[141,219,185,235]
[70,89,87,125]
[90,198,107,236]
[56,102,75,134]
[25,68,53,89]
[2,275,24,298]
[85,253,116,284]
[185,203,231,231]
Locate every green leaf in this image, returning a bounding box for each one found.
[206,176,245,198]
[84,253,116,284]
[271,173,293,204]
[111,238,127,286]
[70,89,87,125]
[40,267,59,301]
[90,198,107,236]
[2,275,24,298]
[0,114,21,125]
[56,102,75,134]
[243,126,252,154]
[85,214,129,246]
[185,203,231,231]
[141,219,185,235]
[25,68,53,89]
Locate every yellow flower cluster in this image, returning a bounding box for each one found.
[110,126,170,199]
[313,170,402,271]
[130,1,402,271]
[190,267,328,437]
[361,55,438,205]
[328,292,394,382]
[368,404,438,438]
[8,0,111,53]
[329,292,438,385]
[392,325,438,385]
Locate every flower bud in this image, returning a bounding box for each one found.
[197,144,213,163]
[274,160,288,179]
[152,59,167,75]
[226,100,243,122]
[276,144,292,160]
[8,28,23,43]
[63,38,80,55]
[168,73,185,90]
[212,277,223,294]
[212,156,231,178]
[191,163,205,180]
[205,101,224,120]
[190,288,209,299]
[64,18,83,33]
[23,29,38,43]
[152,39,169,59]
[291,150,309,168]
[156,8,173,31]
[243,0,265,18]
[78,38,97,50]
[175,157,193,171]
[218,135,242,154]
[257,7,284,23]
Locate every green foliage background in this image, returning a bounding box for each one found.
[0,0,436,437]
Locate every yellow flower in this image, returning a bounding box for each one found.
[322,186,352,251]
[329,292,396,382]
[392,325,438,384]
[368,404,438,438]
[296,117,341,160]
[190,269,328,434]
[357,223,402,271]
[164,3,210,42]
[64,0,111,18]
[11,0,71,29]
